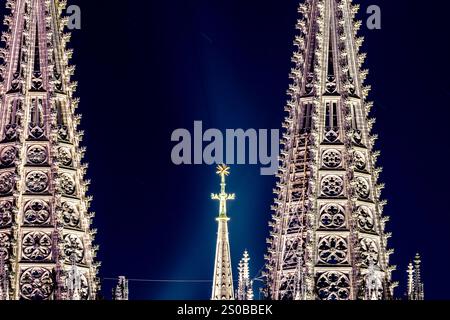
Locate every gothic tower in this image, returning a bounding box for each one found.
[0,0,99,300]
[264,0,396,300]
[211,164,235,300]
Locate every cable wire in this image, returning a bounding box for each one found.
[103,278,238,283]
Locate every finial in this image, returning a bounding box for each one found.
[414,253,421,262]
[211,165,235,218]
[216,164,230,177]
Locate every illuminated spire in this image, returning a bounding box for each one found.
[0,0,99,299]
[265,0,396,300]
[411,253,424,300]
[113,276,129,300]
[211,165,235,300]
[237,250,254,300]
[407,261,414,299]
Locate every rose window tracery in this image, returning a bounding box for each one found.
[355,177,370,199]
[22,232,52,261]
[0,200,13,227]
[321,175,344,197]
[353,151,367,171]
[24,200,51,225]
[60,173,76,196]
[357,206,375,232]
[61,202,81,228]
[63,234,84,263]
[360,238,379,267]
[318,235,348,265]
[0,146,17,166]
[319,204,346,229]
[0,172,15,194]
[25,171,48,193]
[27,146,48,165]
[20,267,53,300]
[58,147,72,167]
[322,149,342,168]
[316,272,350,300]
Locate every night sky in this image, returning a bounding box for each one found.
[17,0,449,299]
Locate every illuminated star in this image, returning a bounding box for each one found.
[216,164,230,177]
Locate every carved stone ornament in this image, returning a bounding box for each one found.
[23,200,51,225]
[316,272,350,300]
[25,171,48,193]
[20,267,53,300]
[321,175,344,197]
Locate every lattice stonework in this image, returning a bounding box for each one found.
[264,0,396,300]
[0,0,99,300]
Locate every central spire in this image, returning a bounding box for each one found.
[212,164,235,218]
[211,165,235,300]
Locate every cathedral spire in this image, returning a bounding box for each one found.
[407,261,414,299]
[237,250,254,300]
[113,276,129,300]
[407,253,424,300]
[0,0,99,300]
[211,165,235,300]
[265,0,396,300]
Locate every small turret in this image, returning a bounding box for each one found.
[237,250,254,300]
[406,253,424,300]
[112,276,129,300]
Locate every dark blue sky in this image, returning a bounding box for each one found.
[54,0,450,299]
